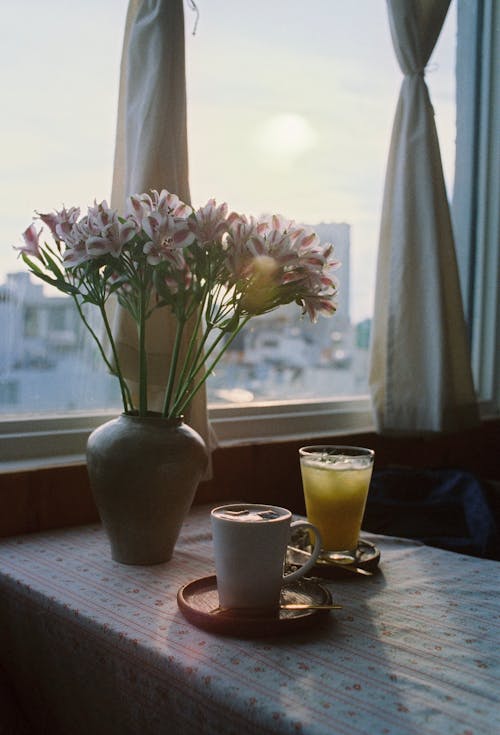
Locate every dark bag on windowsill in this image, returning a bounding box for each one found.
[363,467,500,560]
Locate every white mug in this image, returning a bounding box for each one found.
[211,503,322,614]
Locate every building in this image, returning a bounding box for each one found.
[0,273,119,413]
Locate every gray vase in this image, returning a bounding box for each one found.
[86,413,208,565]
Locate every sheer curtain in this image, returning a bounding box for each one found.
[369,0,479,433]
[110,0,213,453]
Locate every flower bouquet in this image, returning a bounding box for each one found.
[16,190,338,417]
[16,190,339,564]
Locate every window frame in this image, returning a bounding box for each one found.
[0,396,374,472]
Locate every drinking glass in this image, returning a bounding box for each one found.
[299,445,374,563]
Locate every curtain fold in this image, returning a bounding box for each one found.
[110,0,214,456]
[369,0,479,434]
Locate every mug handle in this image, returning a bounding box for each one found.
[283,520,322,583]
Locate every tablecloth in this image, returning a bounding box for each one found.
[0,504,498,735]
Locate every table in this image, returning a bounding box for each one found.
[0,504,498,735]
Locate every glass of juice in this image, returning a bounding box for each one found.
[299,445,374,563]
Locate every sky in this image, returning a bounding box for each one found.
[0,0,456,323]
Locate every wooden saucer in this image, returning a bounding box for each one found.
[177,576,335,637]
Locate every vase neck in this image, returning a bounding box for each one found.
[122,412,183,426]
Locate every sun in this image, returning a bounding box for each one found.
[255,113,318,161]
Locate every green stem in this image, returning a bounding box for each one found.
[168,293,240,417]
[182,284,234,381]
[172,316,250,418]
[99,301,134,412]
[169,290,211,413]
[168,323,222,417]
[162,315,186,418]
[73,295,133,412]
[183,292,237,382]
[138,278,148,416]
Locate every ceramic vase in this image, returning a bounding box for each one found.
[86,413,208,565]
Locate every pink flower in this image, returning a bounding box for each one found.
[63,240,91,267]
[189,199,229,245]
[154,189,190,217]
[142,209,194,264]
[300,294,337,322]
[225,213,268,277]
[85,202,138,258]
[279,228,338,291]
[38,206,81,243]
[128,189,191,225]
[15,224,42,259]
[251,230,298,269]
[61,218,92,267]
[143,239,183,268]
[36,212,59,236]
[291,236,339,322]
[87,200,115,231]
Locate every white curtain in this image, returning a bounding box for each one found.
[369,0,479,433]
[110,0,213,454]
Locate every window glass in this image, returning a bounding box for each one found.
[186,0,457,404]
[0,0,456,416]
[0,0,126,416]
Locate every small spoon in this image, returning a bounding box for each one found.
[280,603,342,610]
[211,603,342,615]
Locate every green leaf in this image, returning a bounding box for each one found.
[218,312,241,333]
[21,253,45,277]
[107,281,125,296]
[43,249,65,280]
[80,293,101,306]
[25,269,80,296]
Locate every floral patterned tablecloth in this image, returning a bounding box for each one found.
[0,504,498,735]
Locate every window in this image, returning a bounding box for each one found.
[0,0,496,469]
[186,1,456,407]
[452,0,500,415]
[0,1,126,422]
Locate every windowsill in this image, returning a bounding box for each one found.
[0,396,374,473]
[210,396,374,445]
[0,397,498,475]
[0,455,87,474]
